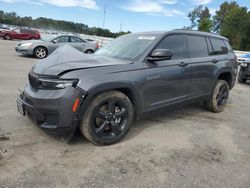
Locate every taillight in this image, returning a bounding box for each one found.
[96,42,100,49]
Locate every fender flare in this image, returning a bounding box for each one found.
[213,67,235,89]
[77,82,142,120]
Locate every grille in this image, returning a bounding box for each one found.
[28,72,40,89]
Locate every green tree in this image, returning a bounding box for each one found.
[221,6,250,50]
[198,17,212,32]
[0,10,130,38]
[187,6,212,32]
[213,1,239,33]
[187,5,203,30]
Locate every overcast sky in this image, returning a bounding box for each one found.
[0,0,249,32]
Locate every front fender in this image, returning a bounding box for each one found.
[77,82,142,120]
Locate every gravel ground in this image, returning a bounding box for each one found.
[0,40,250,188]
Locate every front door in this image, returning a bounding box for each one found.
[143,34,191,111]
[50,36,70,52]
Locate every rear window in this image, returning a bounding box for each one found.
[210,38,228,55]
[186,35,208,58]
[71,36,84,43]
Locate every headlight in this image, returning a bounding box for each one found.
[20,43,32,47]
[241,63,248,67]
[38,78,79,89]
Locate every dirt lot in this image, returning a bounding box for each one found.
[0,39,250,188]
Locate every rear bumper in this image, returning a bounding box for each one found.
[17,84,85,136]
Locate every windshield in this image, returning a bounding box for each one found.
[95,34,158,60]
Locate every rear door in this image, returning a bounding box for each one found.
[185,35,217,98]
[70,36,86,52]
[143,34,191,110]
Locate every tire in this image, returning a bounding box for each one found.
[238,76,247,83]
[4,34,11,40]
[84,49,94,54]
[80,91,134,145]
[34,46,47,59]
[204,80,230,113]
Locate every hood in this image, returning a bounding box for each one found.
[32,45,132,75]
[18,40,44,45]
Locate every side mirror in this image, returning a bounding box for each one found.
[147,49,172,62]
[52,40,57,44]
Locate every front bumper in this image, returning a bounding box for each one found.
[15,46,33,55]
[17,84,85,136]
[239,65,250,79]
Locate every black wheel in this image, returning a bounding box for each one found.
[4,34,11,40]
[85,49,94,54]
[204,80,229,113]
[34,46,47,59]
[80,91,134,145]
[238,70,247,83]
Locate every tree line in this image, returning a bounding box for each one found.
[187,1,250,51]
[0,10,131,38]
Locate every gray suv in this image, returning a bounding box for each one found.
[17,30,238,145]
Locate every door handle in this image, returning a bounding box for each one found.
[212,59,218,64]
[178,62,188,67]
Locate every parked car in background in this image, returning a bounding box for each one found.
[17,30,237,145]
[85,38,95,42]
[0,25,10,38]
[2,28,40,40]
[238,54,250,83]
[15,35,99,59]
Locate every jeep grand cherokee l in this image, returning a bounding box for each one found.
[17,30,238,145]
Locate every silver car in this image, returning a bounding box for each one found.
[15,35,98,59]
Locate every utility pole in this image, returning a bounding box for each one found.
[119,23,122,33]
[102,0,107,30]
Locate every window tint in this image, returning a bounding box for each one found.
[13,29,20,33]
[210,38,228,55]
[155,35,185,59]
[71,36,84,43]
[54,36,70,43]
[224,40,233,53]
[186,35,208,58]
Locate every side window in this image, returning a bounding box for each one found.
[14,29,20,33]
[71,36,84,43]
[210,38,228,55]
[155,35,185,60]
[54,36,70,43]
[186,35,208,58]
[224,40,234,53]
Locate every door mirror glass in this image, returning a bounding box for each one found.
[147,49,172,61]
